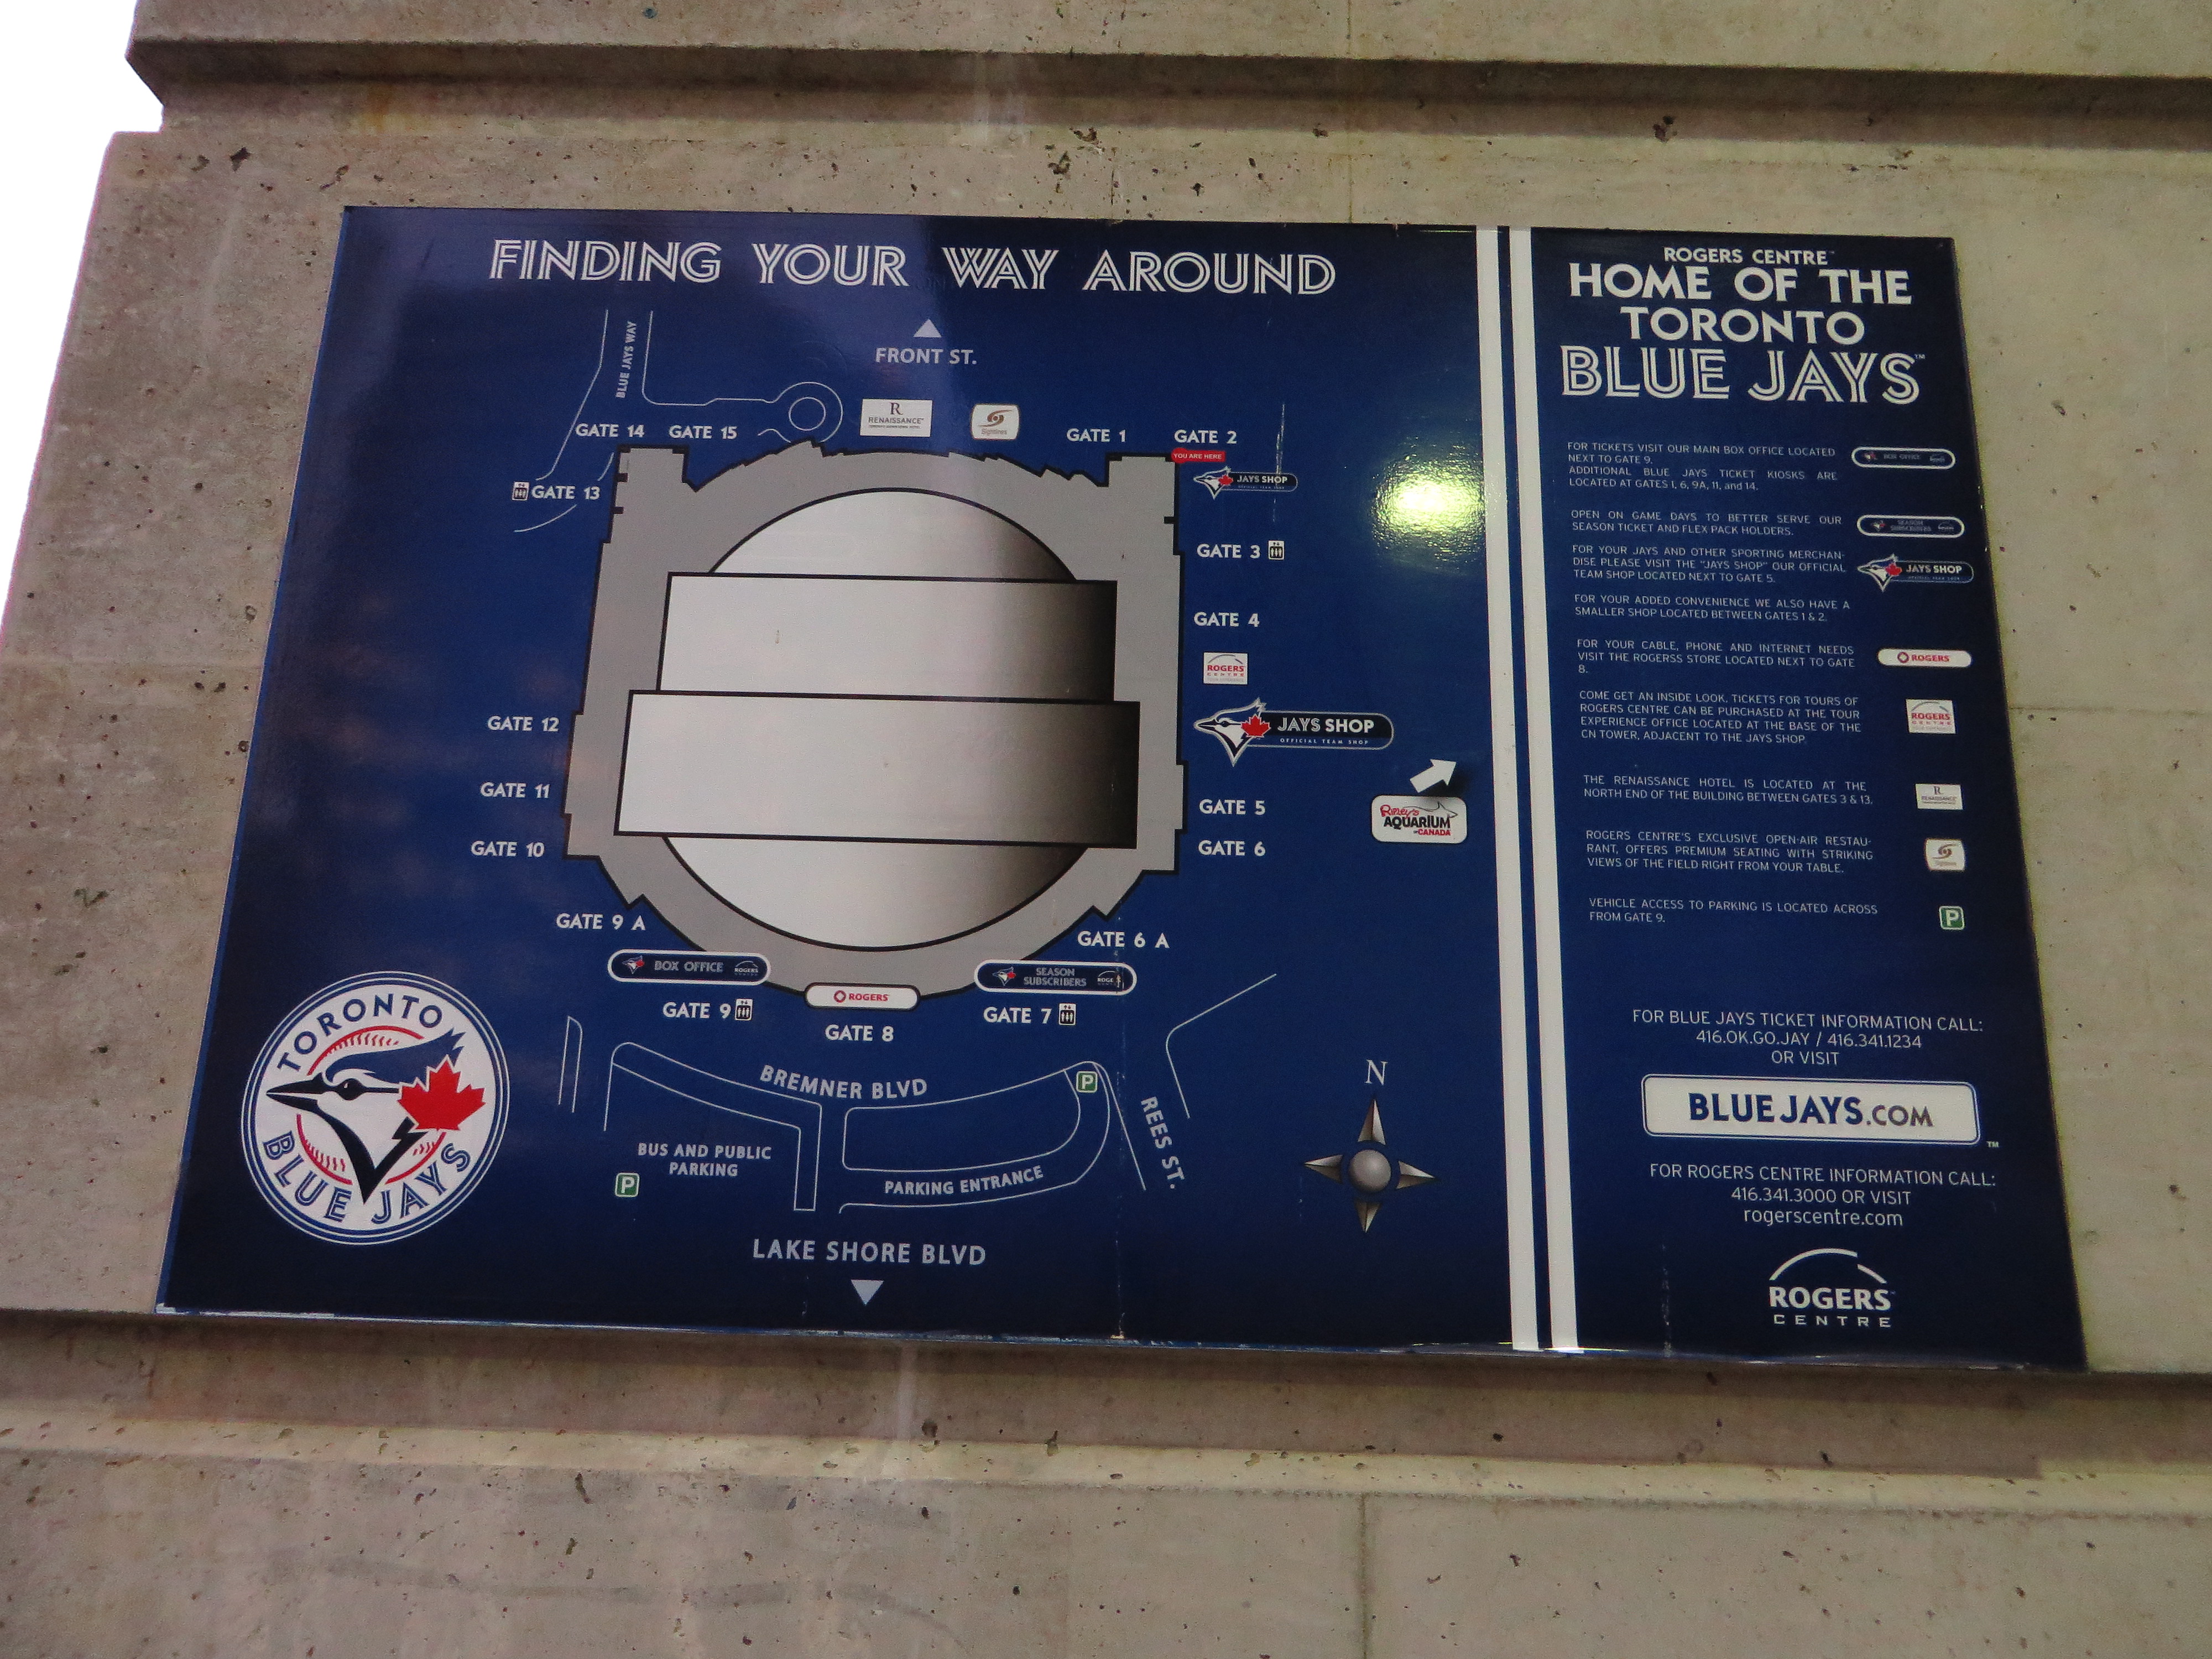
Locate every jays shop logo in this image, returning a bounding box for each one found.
[1193,467,1297,499]
[1767,1246,1895,1331]
[1193,698,1394,764]
[1857,554,1975,591]
[243,974,509,1244]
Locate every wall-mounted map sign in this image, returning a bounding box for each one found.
[160,210,2081,1365]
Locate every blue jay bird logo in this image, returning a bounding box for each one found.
[262,1030,469,1201]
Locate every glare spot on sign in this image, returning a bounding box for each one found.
[1375,455,1482,568]
[1385,474,1480,534]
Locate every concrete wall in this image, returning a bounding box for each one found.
[3,3,2209,1650]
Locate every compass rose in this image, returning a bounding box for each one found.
[1302,1098,1436,1231]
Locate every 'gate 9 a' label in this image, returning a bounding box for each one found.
[240,973,509,1244]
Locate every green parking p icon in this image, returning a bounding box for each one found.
[614,1172,641,1198]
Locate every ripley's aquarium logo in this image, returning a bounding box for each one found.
[242,973,509,1244]
[1766,1246,1895,1332]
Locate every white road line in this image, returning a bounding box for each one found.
[1164,973,1279,1120]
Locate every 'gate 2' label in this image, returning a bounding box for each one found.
[242,973,509,1244]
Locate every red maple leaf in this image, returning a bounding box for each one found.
[400,1060,485,1133]
[1241,714,1272,738]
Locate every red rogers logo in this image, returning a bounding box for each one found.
[805,983,921,1010]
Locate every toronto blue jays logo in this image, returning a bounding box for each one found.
[1193,698,1275,763]
[242,973,508,1244]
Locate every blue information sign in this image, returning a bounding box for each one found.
[159,211,2080,1365]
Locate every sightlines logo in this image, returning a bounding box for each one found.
[1767,1246,1894,1331]
[242,973,508,1244]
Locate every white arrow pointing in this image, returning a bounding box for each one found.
[1410,759,1455,792]
[852,1279,883,1305]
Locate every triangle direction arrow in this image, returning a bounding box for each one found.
[1359,1098,1386,1146]
[914,320,942,338]
[852,1279,884,1305]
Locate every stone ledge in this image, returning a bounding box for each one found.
[9,1401,2212,1513]
[125,44,2212,129]
[124,0,2212,84]
[7,1310,2212,1475]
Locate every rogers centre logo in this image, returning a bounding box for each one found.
[1767,1246,1894,1330]
[242,973,508,1244]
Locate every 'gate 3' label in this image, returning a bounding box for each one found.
[242,973,508,1244]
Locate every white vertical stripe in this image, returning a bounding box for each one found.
[1509,226,1581,1352]
[1477,227,1539,1354]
